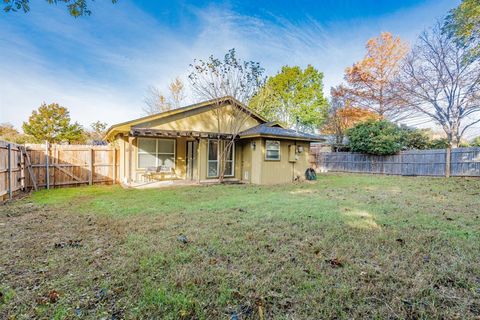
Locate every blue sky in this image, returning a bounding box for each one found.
[0,0,460,132]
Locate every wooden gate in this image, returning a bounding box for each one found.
[1,141,119,201]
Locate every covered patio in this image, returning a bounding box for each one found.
[119,127,241,186]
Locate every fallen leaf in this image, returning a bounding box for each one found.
[325,258,343,268]
[48,290,59,303]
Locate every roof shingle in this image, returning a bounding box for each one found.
[238,123,324,141]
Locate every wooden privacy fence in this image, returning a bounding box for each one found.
[0,141,24,201]
[312,147,480,177]
[1,140,119,201]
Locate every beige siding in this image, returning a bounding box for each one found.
[260,139,292,184]
[241,141,252,183]
[250,138,263,184]
[234,143,242,180]
[239,138,311,185]
[175,137,187,179]
[293,142,311,179]
[116,135,128,183]
[198,139,207,181]
[133,104,260,134]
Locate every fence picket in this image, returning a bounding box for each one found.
[1,140,118,201]
[312,147,480,177]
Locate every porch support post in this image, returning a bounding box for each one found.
[197,138,202,183]
[128,136,134,184]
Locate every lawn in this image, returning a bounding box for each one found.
[1,174,479,319]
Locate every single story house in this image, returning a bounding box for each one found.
[105,96,324,185]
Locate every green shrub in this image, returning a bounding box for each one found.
[400,127,432,150]
[470,136,480,147]
[346,120,404,155]
[429,138,450,149]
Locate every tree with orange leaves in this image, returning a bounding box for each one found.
[342,32,409,120]
[322,87,382,144]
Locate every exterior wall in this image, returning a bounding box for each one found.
[294,141,311,179]
[250,138,263,184]
[116,135,124,182]
[241,141,252,183]
[234,143,242,180]
[175,137,187,179]
[133,104,260,134]
[239,138,311,185]
[260,139,293,184]
[198,139,207,181]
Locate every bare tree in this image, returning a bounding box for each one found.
[143,78,187,115]
[168,77,186,109]
[397,24,480,146]
[188,48,266,181]
[143,86,171,115]
[396,23,480,175]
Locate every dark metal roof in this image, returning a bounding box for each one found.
[238,123,325,141]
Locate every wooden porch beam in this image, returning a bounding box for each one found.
[130,128,235,140]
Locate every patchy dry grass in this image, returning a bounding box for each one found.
[1,174,479,319]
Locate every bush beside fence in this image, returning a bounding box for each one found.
[312,147,480,177]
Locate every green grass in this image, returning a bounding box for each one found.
[1,174,479,319]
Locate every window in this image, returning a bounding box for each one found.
[224,142,234,177]
[207,140,235,178]
[207,140,219,177]
[137,138,175,171]
[265,140,280,160]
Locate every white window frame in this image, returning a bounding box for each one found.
[137,137,176,171]
[207,139,235,178]
[224,142,235,177]
[207,139,219,178]
[265,140,281,161]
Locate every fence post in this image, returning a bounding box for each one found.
[20,146,25,191]
[45,141,50,189]
[445,147,451,178]
[53,144,57,188]
[7,143,12,200]
[113,148,117,184]
[89,147,94,185]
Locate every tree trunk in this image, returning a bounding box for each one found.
[218,138,224,183]
[445,145,451,178]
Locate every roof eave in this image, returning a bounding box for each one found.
[238,133,325,142]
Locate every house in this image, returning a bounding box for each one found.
[105,96,324,185]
